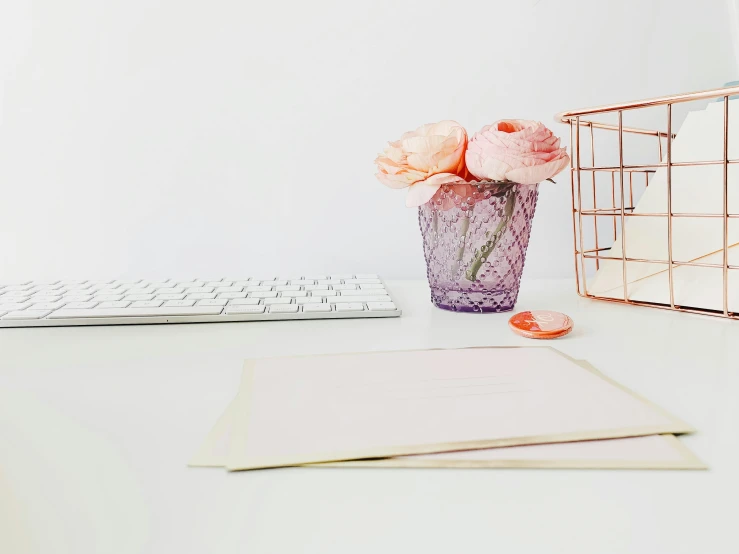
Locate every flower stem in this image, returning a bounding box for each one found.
[451,215,470,278]
[465,189,517,282]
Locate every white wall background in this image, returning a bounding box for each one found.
[0,0,737,281]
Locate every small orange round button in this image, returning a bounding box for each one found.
[508,310,573,340]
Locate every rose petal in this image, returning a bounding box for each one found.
[375,166,426,189]
[405,173,466,207]
[480,157,513,181]
[505,154,571,184]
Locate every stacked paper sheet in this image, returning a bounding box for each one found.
[189,348,703,471]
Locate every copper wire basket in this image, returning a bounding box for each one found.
[557,85,739,320]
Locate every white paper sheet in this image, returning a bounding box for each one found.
[221,348,693,470]
[189,379,703,470]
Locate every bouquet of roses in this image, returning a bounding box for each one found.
[374,119,570,207]
[374,120,570,288]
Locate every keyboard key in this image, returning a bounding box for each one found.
[115,284,139,292]
[263,298,292,306]
[303,275,327,280]
[130,300,163,308]
[295,297,324,304]
[186,293,216,300]
[339,289,388,297]
[334,303,365,312]
[95,286,122,293]
[65,284,93,291]
[2,309,51,320]
[29,283,63,292]
[225,305,265,314]
[3,284,33,291]
[333,284,357,291]
[231,280,252,287]
[316,279,342,285]
[310,290,337,297]
[86,285,109,292]
[268,304,299,314]
[52,286,76,293]
[330,274,354,280]
[97,301,131,308]
[30,295,62,302]
[227,298,261,306]
[206,281,232,287]
[275,285,301,292]
[163,300,195,307]
[289,279,315,286]
[359,284,386,290]
[213,286,242,293]
[1,297,30,306]
[64,301,99,309]
[280,291,307,298]
[49,306,225,319]
[343,279,382,284]
[3,290,32,297]
[147,281,173,289]
[124,294,155,301]
[0,302,31,311]
[185,287,214,294]
[329,295,391,304]
[302,303,332,313]
[196,299,228,306]
[366,301,397,311]
[0,298,24,306]
[155,293,186,300]
[249,291,278,298]
[29,290,62,298]
[30,301,66,310]
[304,285,328,291]
[269,280,288,286]
[62,295,93,302]
[154,287,184,294]
[113,282,146,289]
[126,288,156,295]
[94,294,124,301]
[217,292,247,299]
[177,281,204,288]
[246,286,273,292]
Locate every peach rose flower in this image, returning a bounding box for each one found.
[375,120,468,207]
[465,120,569,184]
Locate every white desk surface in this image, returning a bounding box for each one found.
[0,279,737,554]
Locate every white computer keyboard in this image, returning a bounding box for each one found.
[0,274,400,328]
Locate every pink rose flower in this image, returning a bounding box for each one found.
[375,120,468,207]
[465,120,570,184]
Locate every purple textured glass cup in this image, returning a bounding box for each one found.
[418,181,539,313]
